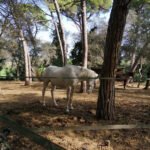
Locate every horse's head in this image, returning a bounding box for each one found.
[86,72,98,94]
[79,67,98,93]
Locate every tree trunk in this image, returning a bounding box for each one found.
[80,0,88,93]
[96,0,131,120]
[27,52,32,83]
[44,0,65,66]
[131,50,136,66]
[126,41,149,83]
[53,0,67,66]
[144,67,150,90]
[144,79,150,90]
[137,58,143,88]
[130,54,141,73]
[51,11,64,65]
[20,30,31,85]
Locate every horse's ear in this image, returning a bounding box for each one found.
[96,74,99,79]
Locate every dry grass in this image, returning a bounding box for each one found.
[0,81,150,150]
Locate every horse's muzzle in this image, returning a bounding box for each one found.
[87,89,93,94]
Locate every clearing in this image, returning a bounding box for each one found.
[0,81,149,150]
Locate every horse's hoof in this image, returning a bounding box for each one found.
[65,109,70,113]
[54,103,58,107]
[70,106,74,110]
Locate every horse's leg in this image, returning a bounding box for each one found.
[66,86,71,112]
[70,86,74,110]
[51,85,58,106]
[124,79,127,89]
[94,80,96,88]
[42,80,49,106]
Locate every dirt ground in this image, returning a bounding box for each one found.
[0,81,150,150]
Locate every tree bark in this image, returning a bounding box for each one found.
[27,52,32,83]
[130,38,149,74]
[137,58,143,88]
[80,0,88,93]
[126,41,149,83]
[20,30,31,85]
[53,0,67,66]
[144,79,150,90]
[131,50,136,66]
[96,0,131,120]
[144,67,150,90]
[51,11,64,65]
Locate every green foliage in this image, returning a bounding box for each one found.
[130,0,150,10]
[0,35,25,80]
[70,41,82,65]
[134,64,150,82]
[88,30,105,67]
[0,0,51,82]
[52,54,63,66]
[87,0,112,10]
[35,64,46,80]
[119,59,130,68]
[12,3,47,22]
[47,0,79,12]
[51,28,64,66]
[48,0,112,19]
[121,3,150,69]
[70,27,106,67]
[0,67,16,80]
[22,4,47,26]
[5,67,16,79]
[29,39,57,67]
[67,58,72,64]
[0,58,6,70]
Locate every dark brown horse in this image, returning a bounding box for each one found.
[91,67,134,89]
[116,71,134,89]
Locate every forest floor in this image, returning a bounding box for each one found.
[0,81,150,150]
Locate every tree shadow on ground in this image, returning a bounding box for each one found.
[0,91,149,130]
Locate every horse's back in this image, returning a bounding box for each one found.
[43,65,80,87]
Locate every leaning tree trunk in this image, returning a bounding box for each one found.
[27,52,32,83]
[131,50,136,67]
[126,41,149,83]
[51,11,64,65]
[96,0,131,120]
[53,0,67,66]
[80,0,88,93]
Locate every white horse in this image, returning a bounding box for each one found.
[42,65,98,112]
